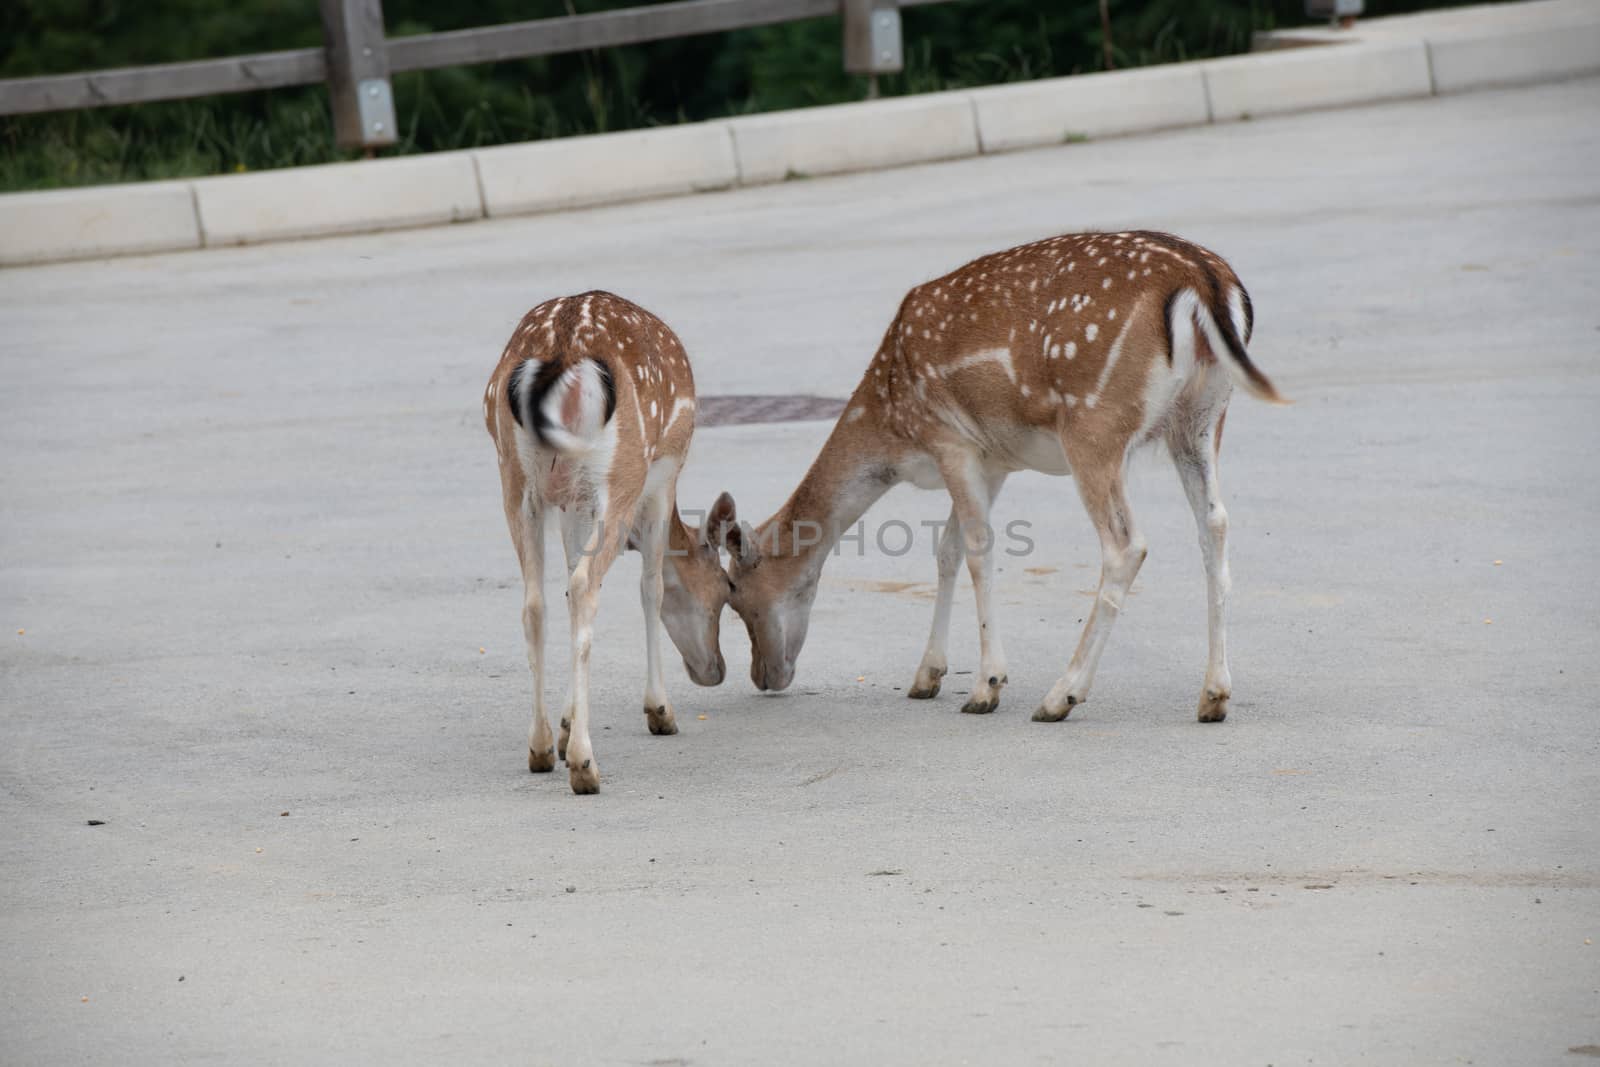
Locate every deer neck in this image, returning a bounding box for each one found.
[666,506,697,558]
[757,412,899,582]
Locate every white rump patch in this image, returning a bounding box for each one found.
[532,360,611,454]
[1228,286,1250,343]
[1166,288,1203,375]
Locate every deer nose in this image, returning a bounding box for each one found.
[686,651,725,687]
[752,659,792,692]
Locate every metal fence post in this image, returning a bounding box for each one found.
[319,0,397,151]
[843,0,904,90]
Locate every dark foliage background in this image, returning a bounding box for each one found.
[1,0,1485,190]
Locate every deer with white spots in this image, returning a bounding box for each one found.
[485,291,736,794]
[712,231,1284,723]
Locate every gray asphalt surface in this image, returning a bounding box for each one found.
[3,78,1598,1066]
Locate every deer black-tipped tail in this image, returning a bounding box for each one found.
[1189,286,1287,405]
[508,357,618,452]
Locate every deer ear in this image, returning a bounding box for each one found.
[729,520,761,567]
[708,494,760,566]
[708,492,742,557]
[708,491,737,529]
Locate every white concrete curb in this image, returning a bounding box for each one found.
[968,65,1209,153]
[0,181,200,267]
[192,152,482,246]
[475,123,738,217]
[729,94,977,184]
[2,0,1595,266]
[1203,39,1434,121]
[1427,18,1600,93]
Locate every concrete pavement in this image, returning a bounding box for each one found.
[2,79,1598,1064]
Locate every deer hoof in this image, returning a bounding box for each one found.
[960,695,1000,715]
[529,745,558,773]
[1198,690,1230,723]
[569,758,600,795]
[1032,694,1078,723]
[645,705,678,736]
[908,664,946,700]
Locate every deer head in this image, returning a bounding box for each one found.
[711,491,825,692]
[660,508,735,687]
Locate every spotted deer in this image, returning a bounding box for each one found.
[484,291,736,794]
[712,231,1284,723]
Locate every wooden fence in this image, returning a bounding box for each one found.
[0,0,958,150]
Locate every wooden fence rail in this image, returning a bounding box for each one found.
[0,0,955,150]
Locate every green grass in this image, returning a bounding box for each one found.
[2,92,350,190]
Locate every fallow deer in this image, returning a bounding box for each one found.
[484,291,736,794]
[713,231,1284,723]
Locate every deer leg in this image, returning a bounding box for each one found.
[1035,455,1146,722]
[562,494,634,795]
[636,491,678,737]
[937,454,1008,715]
[508,495,557,773]
[554,506,593,763]
[908,505,962,699]
[1173,413,1233,723]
